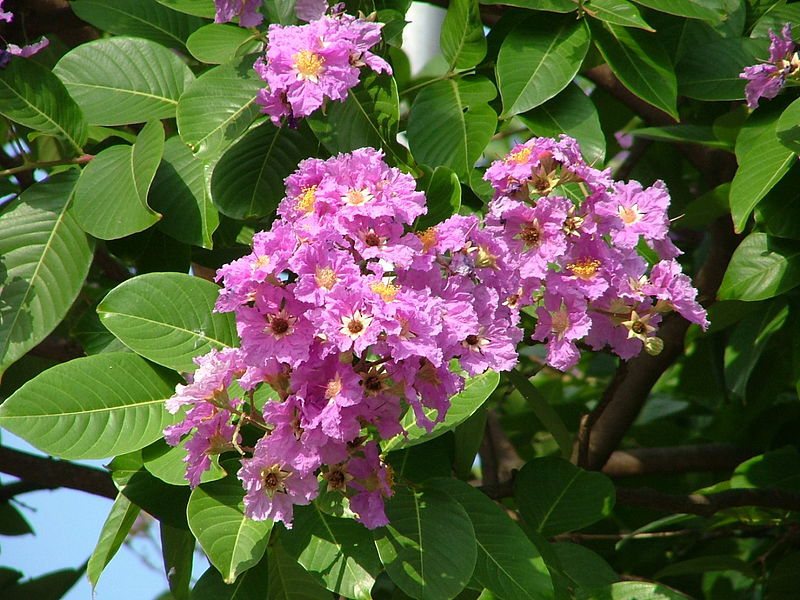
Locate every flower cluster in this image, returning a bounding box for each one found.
[254,9,391,125]
[740,23,799,108]
[482,135,708,370]
[0,0,49,66]
[164,137,707,530]
[213,0,264,28]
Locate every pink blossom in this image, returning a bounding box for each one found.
[740,23,799,108]
[214,0,263,27]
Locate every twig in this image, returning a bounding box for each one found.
[0,154,93,177]
[602,444,757,478]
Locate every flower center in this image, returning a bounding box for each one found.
[417,227,437,252]
[264,310,297,339]
[296,185,317,213]
[618,203,641,225]
[293,50,325,82]
[253,255,270,269]
[508,147,532,164]
[340,310,372,339]
[261,465,290,498]
[551,307,570,340]
[315,266,337,290]
[325,375,343,400]
[370,281,400,302]
[342,188,373,206]
[364,232,382,247]
[568,257,601,280]
[520,221,542,247]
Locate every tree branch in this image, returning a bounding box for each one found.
[615,487,800,518]
[0,446,117,500]
[602,444,757,478]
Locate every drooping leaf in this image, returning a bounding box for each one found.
[497,13,591,117]
[97,272,237,372]
[0,171,94,375]
[211,121,321,219]
[177,53,263,160]
[415,165,462,229]
[53,37,195,126]
[440,0,487,69]
[161,522,195,600]
[590,21,678,120]
[70,0,206,52]
[514,457,616,537]
[426,478,555,600]
[187,24,262,64]
[677,38,766,101]
[72,120,165,240]
[187,467,273,583]
[407,75,497,180]
[0,353,180,459]
[755,167,800,239]
[149,136,219,249]
[719,233,800,301]
[373,485,477,600]
[587,0,654,31]
[0,59,87,153]
[281,504,383,599]
[518,82,606,164]
[87,493,140,587]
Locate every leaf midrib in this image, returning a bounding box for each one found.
[97,309,232,348]
[64,80,179,105]
[0,397,168,419]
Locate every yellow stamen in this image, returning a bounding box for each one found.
[370,281,400,303]
[508,147,531,164]
[292,50,325,83]
[296,185,317,213]
[568,257,601,280]
[315,266,337,290]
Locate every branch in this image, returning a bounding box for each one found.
[0,445,117,500]
[602,444,757,478]
[616,487,800,518]
[479,408,523,487]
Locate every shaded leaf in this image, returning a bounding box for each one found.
[161,522,195,600]
[718,233,800,301]
[268,542,331,600]
[415,165,462,229]
[87,493,140,587]
[677,38,766,101]
[440,0,487,69]
[587,0,654,31]
[629,0,725,22]
[578,581,693,600]
[192,555,269,600]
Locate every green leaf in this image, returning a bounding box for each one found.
[54,37,195,126]
[755,167,800,239]
[70,0,207,52]
[0,353,180,459]
[776,97,800,155]
[0,171,94,375]
[514,457,616,537]
[578,581,693,600]
[154,0,217,18]
[628,0,725,22]
[654,555,756,579]
[0,59,87,153]
[407,75,497,180]
[587,0,654,31]
[72,120,165,239]
[590,21,678,120]
[187,467,273,584]
[415,166,462,229]
[426,478,555,600]
[677,38,766,101]
[281,504,383,599]
[382,369,500,452]
[268,542,332,600]
[192,555,270,600]
[143,438,227,486]
[629,125,730,149]
[150,136,219,249]
[718,233,800,301]
[187,24,263,64]
[732,447,800,492]
[0,567,85,600]
[440,0,487,69]
[751,6,800,39]
[481,0,576,13]
[161,522,195,600]
[0,503,32,536]
[518,82,606,164]
[373,485,477,600]
[730,110,796,233]
[97,272,237,372]
[307,72,411,170]
[551,543,618,592]
[177,53,263,160]
[211,121,321,219]
[87,493,140,587]
[497,13,591,117]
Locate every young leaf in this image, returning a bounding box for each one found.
[719,233,800,301]
[97,272,237,372]
[0,172,94,376]
[87,493,140,587]
[497,13,591,117]
[53,37,195,126]
[587,0,654,32]
[187,24,263,64]
[0,353,180,459]
[440,0,487,69]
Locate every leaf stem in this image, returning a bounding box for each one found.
[0,154,93,178]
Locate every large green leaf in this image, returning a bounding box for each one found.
[70,0,207,52]
[211,121,321,219]
[776,97,800,155]
[514,457,616,537]
[415,165,462,229]
[628,0,725,22]
[72,120,165,240]
[590,21,678,120]
[731,447,800,492]
[87,493,140,587]
[192,556,269,600]
[719,233,800,301]
[149,136,219,249]
[440,0,487,69]
[496,13,591,117]
[97,272,237,372]
[677,38,766,101]
[518,83,606,164]
[177,53,264,160]
[755,167,800,239]
[587,0,654,31]
[0,59,87,153]
[0,353,180,459]
[551,543,618,592]
[427,478,555,600]
[187,24,263,64]
[268,543,332,600]
[373,485,477,600]
[578,581,693,600]
[307,72,411,170]
[0,172,94,375]
[281,504,383,599]
[54,37,195,126]
[143,438,227,486]
[187,468,273,584]
[407,75,497,180]
[155,0,216,18]
[481,0,576,12]
[383,369,500,451]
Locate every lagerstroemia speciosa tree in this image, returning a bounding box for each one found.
[1,0,800,598]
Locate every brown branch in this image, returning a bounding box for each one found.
[0,446,116,500]
[0,480,55,502]
[479,408,523,487]
[602,444,757,478]
[616,487,800,518]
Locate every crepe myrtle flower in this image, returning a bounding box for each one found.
[213,0,264,27]
[0,0,48,67]
[740,23,800,108]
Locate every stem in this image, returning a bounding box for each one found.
[0,154,93,177]
[399,67,479,97]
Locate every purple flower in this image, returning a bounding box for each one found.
[214,0,264,27]
[0,1,49,63]
[740,23,799,108]
[594,180,671,249]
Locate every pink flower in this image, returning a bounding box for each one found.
[213,0,264,27]
[740,23,799,108]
